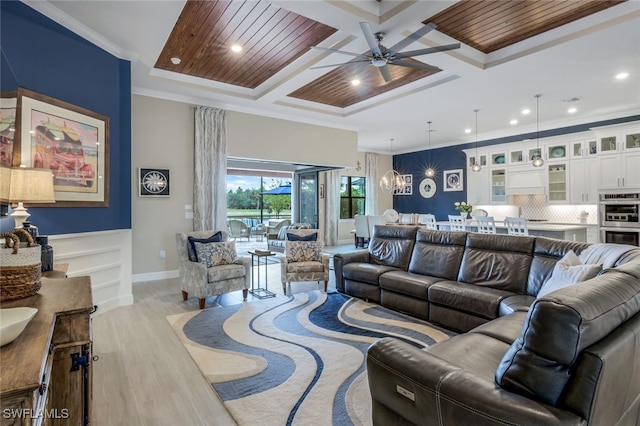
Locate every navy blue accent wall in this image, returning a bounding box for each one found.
[0,1,131,235]
[394,114,640,221]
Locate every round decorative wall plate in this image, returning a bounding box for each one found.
[419,178,437,198]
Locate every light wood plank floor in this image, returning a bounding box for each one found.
[92,258,340,425]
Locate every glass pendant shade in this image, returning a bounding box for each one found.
[425,167,435,178]
[471,163,482,172]
[532,156,544,167]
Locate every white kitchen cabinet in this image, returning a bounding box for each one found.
[547,162,568,202]
[466,166,490,205]
[598,151,640,190]
[491,169,507,203]
[570,157,599,203]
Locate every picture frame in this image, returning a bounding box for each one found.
[393,174,413,195]
[17,87,109,207]
[139,168,170,197]
[443,169,463,192]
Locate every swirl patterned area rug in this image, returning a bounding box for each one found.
[167,291,455,426]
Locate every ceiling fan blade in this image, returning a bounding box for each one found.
[388,22,437,53]
[359,22,383,57]
[389,59,439,72]
[378,65,392,83]
[310,46,369,59]
[393,43,461,59]
[310,59,371,70]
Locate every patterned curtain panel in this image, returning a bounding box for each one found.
[323,170,340,246]
[365,152,379,215]
[194,106,227,232]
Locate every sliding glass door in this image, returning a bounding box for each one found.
[295,170,318,228]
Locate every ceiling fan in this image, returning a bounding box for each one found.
[311,22,460,82]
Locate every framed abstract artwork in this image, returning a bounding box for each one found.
[443,169,463,192]
[139,168,170,197]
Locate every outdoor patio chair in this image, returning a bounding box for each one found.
[227,219,251,241]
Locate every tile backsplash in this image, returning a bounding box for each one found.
[475,194,598,224]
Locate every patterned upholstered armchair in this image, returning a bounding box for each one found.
[280,228,330,296]
[176,230,250,309]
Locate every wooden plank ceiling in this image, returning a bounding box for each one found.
[155,0,337,88]
[426,0,627,54]
[155,0,626,109]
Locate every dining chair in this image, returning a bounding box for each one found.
[419,214,438,230]
[448,215,466,231]
[476,216,497,234]
[505,217,529,236]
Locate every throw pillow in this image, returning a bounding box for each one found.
[287,232,318,241]
[286,241,323,262]
[194,241,238,268]
[536,250,602,299]
[187,232,223,261]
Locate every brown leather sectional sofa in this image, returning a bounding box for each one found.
[333,225,640,425]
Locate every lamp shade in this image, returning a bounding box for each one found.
[0,166,10,203]
[9,167,55,204]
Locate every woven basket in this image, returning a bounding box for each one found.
[0,229,42,302]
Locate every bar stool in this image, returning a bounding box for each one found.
[476,216,497,234]
[448,215,466,231]
[505,217,529,235]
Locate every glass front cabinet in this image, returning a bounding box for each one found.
[548,163,568,202]
[491,169,506,203]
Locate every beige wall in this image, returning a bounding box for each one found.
[131,95,376,275]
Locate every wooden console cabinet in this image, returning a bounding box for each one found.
[0,275,94,426]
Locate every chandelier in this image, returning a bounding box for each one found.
[380,138,403,193]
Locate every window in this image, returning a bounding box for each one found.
[340,176,366,219]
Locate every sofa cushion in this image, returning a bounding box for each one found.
[286,240,322,262]
[578,243,639,269]
[536,250,601,299]
[469,311,528,345]
[343,263,398,286]
[187,231,223,261]
[458,233,534,293]
[429,281,514,320]
[499,295,535,317]
[286,261,324,273]
[194,241,238,267]
[207,263,246,282]
[527,237,590,296]
[368,225,418,270]
[379,270,444,300]
[408,230,466,279]
[495,268,640,406]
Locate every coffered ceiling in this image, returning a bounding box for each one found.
[30,0,640,155]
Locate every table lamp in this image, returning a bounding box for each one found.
[0,165,10,205]
[9,167,55,229]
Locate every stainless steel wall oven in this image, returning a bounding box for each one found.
[599,193,640,246]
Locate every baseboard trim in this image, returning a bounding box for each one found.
[132,270,179,283]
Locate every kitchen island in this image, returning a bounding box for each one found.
[436,220,588,242]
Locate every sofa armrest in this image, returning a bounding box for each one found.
[333,250,370,293]
[367,337,584,426]
[236,256,251,288]
[178,259,209,298]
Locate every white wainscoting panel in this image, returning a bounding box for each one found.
[49,229,133,314]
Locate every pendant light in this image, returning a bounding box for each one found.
[532,94,544,167]
[471,109,482,172]
[425,121,435,178]
[380,138,403,193]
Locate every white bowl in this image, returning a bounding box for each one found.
[0,307,38,347]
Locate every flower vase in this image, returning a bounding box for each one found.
[461,212,469,220]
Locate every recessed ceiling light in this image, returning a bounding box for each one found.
[170,57,181,65]
[464,128,471,134]
[521,109,530,115]
[351,79,360,86]
[616,72,629,80]
[231,44,243,53]
[510,119,518,125]
[568,107,577,114]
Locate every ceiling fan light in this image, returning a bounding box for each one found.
[371,58,387,67]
